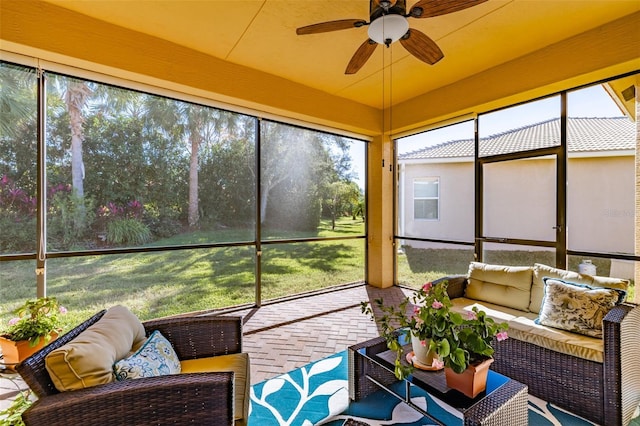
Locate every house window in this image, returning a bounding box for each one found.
[414,178,439,220]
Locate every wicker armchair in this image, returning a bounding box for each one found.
[438,275,640,426]
[16,310,245,426]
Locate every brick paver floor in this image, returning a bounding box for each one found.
[221,283,413,384]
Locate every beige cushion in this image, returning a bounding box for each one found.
[530,263,596,313]
[590,275,629,292]
[450,297,523,324]
[465,262,533,311]
[181,353,250,424]
[45,305,146,392]
[508,315,604,362]
[530,263,630,313]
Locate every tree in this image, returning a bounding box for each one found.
[324,180,362,229]
[146,98,240,229]
[63,79,92,199]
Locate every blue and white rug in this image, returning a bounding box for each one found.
[249,351,600,426]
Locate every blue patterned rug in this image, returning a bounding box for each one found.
[249,351,603,425]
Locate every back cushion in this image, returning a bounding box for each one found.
[46,305,146,392]
[465,262,533,311]
[530,263,629,313]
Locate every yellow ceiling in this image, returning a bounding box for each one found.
[2,0,639,136]
[37,0,638,108]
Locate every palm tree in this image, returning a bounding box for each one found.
[63,79,92,199]
[146,98,240,228]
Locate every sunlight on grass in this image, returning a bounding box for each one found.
[1,218,365,331]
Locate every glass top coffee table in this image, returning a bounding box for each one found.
[348,336,528,426]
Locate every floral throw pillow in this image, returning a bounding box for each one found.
[113,330,181,380]
[537,278,626,338]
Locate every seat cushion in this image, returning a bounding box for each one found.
[181,353,250,423]
[45,305,146,392]
[450,297,525,324]
[508,315,604,362]
[465,262,533,312]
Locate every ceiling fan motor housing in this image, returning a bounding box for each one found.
[370,0,407,20]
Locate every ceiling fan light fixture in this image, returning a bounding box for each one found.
[368,14,409,46]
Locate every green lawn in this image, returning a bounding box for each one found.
[0,218,366,332]
[2,226,634,335]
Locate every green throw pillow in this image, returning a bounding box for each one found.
[537,278,626,338]
[113,330,181,380]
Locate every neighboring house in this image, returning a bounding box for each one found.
[398,117,636,277]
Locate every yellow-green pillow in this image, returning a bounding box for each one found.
[181,353,250,423]
[45,305,146,392]
[465,262,533,311]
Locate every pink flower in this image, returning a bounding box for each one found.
[59,306,68,314]
[8,317,20,326]
[413,306,420,315]
[497,331,509,341]
[431,359,444,369]
[422,282,433,292]
[420,340,427,347]
[431,300,443,309]
[465,310,477,320]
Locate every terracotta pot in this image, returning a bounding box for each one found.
[0,332,58,370]
[410,333,438,366]
[444,357,494,398]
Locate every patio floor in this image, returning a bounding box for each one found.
[1,283,412,410]
[221,282,412,384]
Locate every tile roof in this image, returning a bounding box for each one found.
[399,117,636,160]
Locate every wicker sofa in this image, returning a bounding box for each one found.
[16,308,249,426]
[434,262,640,426]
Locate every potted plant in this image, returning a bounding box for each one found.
[361,280,458,380]
[362,280,509,398]
[431,306,509,398]
[0,297,67,368]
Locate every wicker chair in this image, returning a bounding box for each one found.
[16,310,245,426]
[437,275,640,426]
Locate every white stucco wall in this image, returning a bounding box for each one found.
[398,155,635,256]
[399,161,474,242]
[568,155,635,253]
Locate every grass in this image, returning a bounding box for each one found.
[1,224,634,334]
[0,217,365,332]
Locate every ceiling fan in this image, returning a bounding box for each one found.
[296,0,487,74]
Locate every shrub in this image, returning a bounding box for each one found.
[47,191,95,250]
[106,218,151,245]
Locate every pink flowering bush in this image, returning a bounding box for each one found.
[1,297,67,346]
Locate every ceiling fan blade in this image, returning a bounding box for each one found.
[345,39,378,74]
[296,19,367,35]
[409,0,488,18]
[400,29,444,65]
